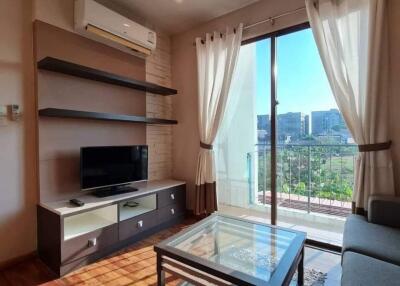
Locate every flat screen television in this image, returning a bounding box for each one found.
[80,145,148,193]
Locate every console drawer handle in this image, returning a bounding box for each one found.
[171,208,175,215]
[170,193,175,200]
[137,220,143,228]
[88,238,97,247]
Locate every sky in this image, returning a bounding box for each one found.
[254,28,337,116]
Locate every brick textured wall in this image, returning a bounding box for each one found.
[146,31,173,180]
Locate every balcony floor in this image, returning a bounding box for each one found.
[260,192,352,217]
[219,203,345,246]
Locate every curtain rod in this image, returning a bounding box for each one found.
[193,6,306,46]
[244,6,306,30]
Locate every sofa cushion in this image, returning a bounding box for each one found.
[368,195,400,228]
[342,251,400,286]
[343,214,400,266]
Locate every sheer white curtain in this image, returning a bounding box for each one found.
[215,43,258,210]
[306,0,394,213]
[194,24,243,215]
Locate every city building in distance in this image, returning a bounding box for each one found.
[257,108,353,145]
[311,109,351,144]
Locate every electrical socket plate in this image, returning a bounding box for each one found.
[0,105,7,126]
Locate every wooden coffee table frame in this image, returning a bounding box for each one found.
[154,214,306,286]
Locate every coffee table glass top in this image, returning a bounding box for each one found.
[165,215,302,283]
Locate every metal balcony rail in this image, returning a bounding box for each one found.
[247,144,358,217]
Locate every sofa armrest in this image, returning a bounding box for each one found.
[368,195,400,228]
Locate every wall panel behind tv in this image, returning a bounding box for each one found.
[34,21,147,202]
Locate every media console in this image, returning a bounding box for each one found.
[91,185,139,197]
[37,179,186,276]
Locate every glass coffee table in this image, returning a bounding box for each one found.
[154,214,306,286]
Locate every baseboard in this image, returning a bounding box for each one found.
[0,251,37,271]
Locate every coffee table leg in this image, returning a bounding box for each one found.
[298,247,304,286]
[157,253,165,286]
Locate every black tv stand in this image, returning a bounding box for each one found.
[92,186,138,198]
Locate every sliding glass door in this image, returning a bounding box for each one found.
[216,23,355,246]
[275,27,355,246]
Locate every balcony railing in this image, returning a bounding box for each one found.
[247,144,358,217]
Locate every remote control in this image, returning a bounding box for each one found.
[70,198,85,207]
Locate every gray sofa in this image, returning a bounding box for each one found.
[341,196,400,285]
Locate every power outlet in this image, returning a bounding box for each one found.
[0,105,7,126]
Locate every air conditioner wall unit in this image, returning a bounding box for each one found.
[74,0,156,57]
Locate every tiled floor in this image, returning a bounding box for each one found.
[0,219,342,286]
[304,247,342,286]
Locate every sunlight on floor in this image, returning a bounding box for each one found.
[219,204,344,246]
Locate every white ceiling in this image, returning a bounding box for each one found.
[97,0,259,34]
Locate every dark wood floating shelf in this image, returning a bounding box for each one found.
[37,57,177,96]
[39,108,178,125]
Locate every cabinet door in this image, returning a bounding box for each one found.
[158,185,186,208]
[61,224,118,264]
[119,210,158,241]
[158,203,185,223]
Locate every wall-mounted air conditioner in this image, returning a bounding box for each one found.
[74,0,156,57]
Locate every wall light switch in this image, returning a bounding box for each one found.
[9,104,21,121]
[0,105,7,126]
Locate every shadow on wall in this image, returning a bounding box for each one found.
[0,0,37,263]
[40,150,81,202]
[34,0,75,33]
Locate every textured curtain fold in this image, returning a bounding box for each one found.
[306,0,394,213]
[194,24,243,215]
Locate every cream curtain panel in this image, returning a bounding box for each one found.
[194,24,243,215]
[306,0,394,213]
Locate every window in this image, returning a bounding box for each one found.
[216,24,356,246]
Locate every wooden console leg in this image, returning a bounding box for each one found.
[157,253,165,286]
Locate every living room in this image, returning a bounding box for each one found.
[1,0,399,285]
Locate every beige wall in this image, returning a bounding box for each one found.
[0,0,173,264]
[388,0,400,194]
[0,0,399,265]
[33,2,174,185]
[34,0,74,33]
[35,21,147,202]
[34,0,174,183]
[171,0,308,210]
[146,31,174,180]
[0,0,37,262]
[172,0,400,209]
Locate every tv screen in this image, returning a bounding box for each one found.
[80,145,148,191]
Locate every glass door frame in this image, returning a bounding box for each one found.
[241,22,343,251]
[242,22,310,225]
